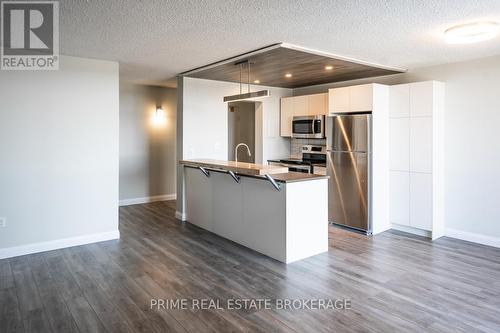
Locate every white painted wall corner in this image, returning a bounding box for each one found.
[372,223,392,235]
[119,194,176,206]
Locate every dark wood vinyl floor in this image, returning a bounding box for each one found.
[1,200,500,332]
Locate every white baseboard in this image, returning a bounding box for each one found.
[372,223,392,235]
[392,224,432,238]
[119,194,176,206]
[390,225,500,248]
[445,228,500,248]
[0,230,120,260]
[175,211,186,221]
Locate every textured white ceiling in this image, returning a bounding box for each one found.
[59,0,500,87]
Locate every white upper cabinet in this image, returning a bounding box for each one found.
[329,84,374,114]
[410,81,434,117]
[350,84,373,112]
[280,97,294,137]
[293,95,308,115]
[280,93,328,137]
[308,93,328,115]
[329,87,350,113]
[390,84,410,118]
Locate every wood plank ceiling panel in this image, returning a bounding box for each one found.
[181,45,404,88]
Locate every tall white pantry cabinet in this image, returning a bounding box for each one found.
[389,81,445,239]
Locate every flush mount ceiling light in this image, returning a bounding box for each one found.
[285,73,292,78]
[253,80,260,84]
[223,60,270,102]
[444,21,499,44]
[325,65,334,70]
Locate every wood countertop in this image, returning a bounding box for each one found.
[179,159,288,176]
[270,172,329,183]
[180,160,329,183]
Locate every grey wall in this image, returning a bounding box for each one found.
[0,55,119,252]
[119,82,177,202]
[294,55,500,240]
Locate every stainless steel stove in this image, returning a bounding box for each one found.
[268,145,327,175]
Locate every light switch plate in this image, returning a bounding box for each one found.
[0,217,6,228]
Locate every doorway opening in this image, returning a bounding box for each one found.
[228,101,262,163]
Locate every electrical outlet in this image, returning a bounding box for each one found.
[0,217,6,228]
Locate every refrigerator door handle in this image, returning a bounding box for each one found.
[326,116,335,151]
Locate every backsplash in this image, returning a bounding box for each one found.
[290,138,326,158]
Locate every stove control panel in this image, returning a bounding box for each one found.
[302,145,326,154]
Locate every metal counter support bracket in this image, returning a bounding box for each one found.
[264,174,281,191]
[198,167,210,177]
[228,171,240,183]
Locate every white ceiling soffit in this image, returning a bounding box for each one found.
[281,43,407,73]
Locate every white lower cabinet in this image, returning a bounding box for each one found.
[390,171,433,231]
[409,173,433,231]
[389,171,410,226]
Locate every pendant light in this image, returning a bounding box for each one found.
[223,60,270,102]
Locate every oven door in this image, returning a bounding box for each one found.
[292,116,325,138]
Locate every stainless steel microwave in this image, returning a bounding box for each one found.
[292,115,325,138]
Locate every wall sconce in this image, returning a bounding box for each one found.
[153,106,167,127]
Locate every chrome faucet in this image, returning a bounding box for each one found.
[234,143,251,163]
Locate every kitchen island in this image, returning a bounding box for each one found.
[179,159,329,263]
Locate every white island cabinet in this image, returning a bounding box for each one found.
[180,160,329,263]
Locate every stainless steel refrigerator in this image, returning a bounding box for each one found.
[326,114,372,233]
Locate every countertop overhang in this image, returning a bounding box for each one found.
[180,159,328,183]
[180,159,287,176]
